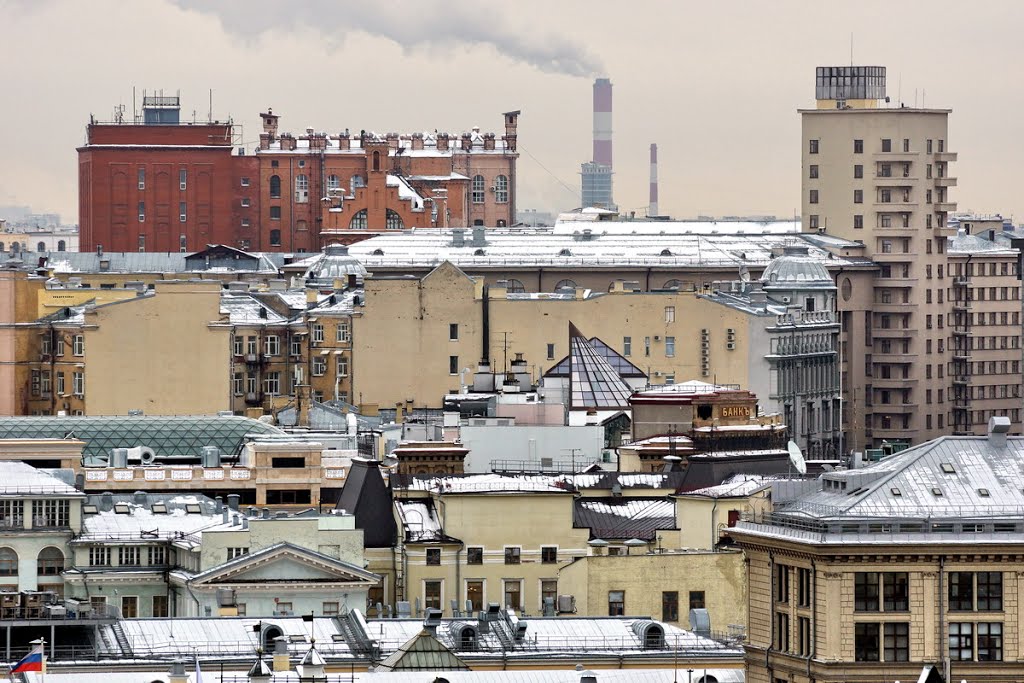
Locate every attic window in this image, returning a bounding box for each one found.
[288,635,308,643]
[372,248,384,256]
[151,503,168,514]
[185,503,202,514]
[890,487,902,497]
[660,248,673,256]
[83,504,99,514]
[474,249,485,256]
[558,248,572,256]
[978,488,990,497]
[114,503,131,515]
[931,487,943,497]
[940,462,956,474]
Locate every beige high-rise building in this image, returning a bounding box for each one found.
[802,66,1021,447]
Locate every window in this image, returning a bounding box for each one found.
[949,622,973,661]
[855,622,880,661]
[269,229,281,246]
[504,547,521,565]
[73,334,85,356]
[854,189,863,204]
[371,151,380,172]
[645,336,651,357]
[546,343,555,360]
[241,177,251,187]
[884,623,909,661]
[494,175,509,203]
[426,548,441,566]
[119,546,141,566]
[179,169,187,191]
[854,139,863,153]
[337,355,349,378]
[179,202,187,222]
[269,175,281,198]
[152,595,168,618]
[809,164,818,179]
[137,234,146,251]
[73,371,84,396]
[241,198,250,208]
[883,573,909,611]
[809,139,819,154]
[881,138,892,152]
[56,372,64,396]
[798,616,812,656]
[327,174,340,191]
[227,547,249,560]
[664,306,676,323]
[290,337,302,357]
[350,210,368,230]
[386,209,403,230]
[542,580,558,610]
[471,175,486,203]
[977,572,1003,610]
[855,572,880,611]
[269,206,281,220]
[312,323,324,343]
[662,591,679,622]
[138,201,145,223]
[689,590,705,609]
[265,335,280,356]
[949,571,975,611]
[774,565,790,603]
[775,612,790,651]
[504,580,522,611]
[89,547,111,567]
[467,547,483,564]
[541,546,557,564]
[854,214,863,229]
[608,590,625,616]
[467,580,484,611]
[294,174,308,202]
[32,500,69,527]
[0,547,16,576]
[809,215,819,229]
[809,189,818,204]
[797,568,811,607]
[121,596,138,618]
[665,336,675,357]
[37,547,63,575]
[449,323,459,341]
[623,337,631,356]
[316,601,338,617]
[263,372,280,395]
[147,546,166,566]
[854,164,863,178]
[312,357,326,376]
[0,501,22,528]
[978,622,1003,661]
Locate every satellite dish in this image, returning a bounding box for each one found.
[787,440,807,475]
[738,264,751,282]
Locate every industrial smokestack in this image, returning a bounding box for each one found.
[592,78,613,167]
[649,143,658,218]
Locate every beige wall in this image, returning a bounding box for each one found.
[0,272,44,415]
[84,281,230,415]
[674,491,771,550]
[559,551,746,631]
[200,515,363,569]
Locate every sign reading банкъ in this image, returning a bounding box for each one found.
[720,405,751,419]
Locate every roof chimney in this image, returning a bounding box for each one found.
[989,416,1011,448]
[648,143,659,218]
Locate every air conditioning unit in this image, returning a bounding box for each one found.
[782,296,791,304]
[701,369,711,377]
[727,342,736,350]
[557,595,576,614]
[654,336,661,341]
[701,329,710,338]
[701,341,710,349]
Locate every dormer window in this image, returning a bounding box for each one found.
[114,503,131,515]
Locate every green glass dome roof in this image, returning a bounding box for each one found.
[0,415,283,461]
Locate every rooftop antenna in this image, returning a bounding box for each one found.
[209,88,213,123]
[849,33,853,67]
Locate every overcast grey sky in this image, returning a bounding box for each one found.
[1,0,1022,224]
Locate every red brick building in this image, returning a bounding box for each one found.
[78,96,518,253]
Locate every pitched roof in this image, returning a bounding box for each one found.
[573,497,677,541]
[545,335,647,379]
[374,628,471,672]
[565,323,635,411]
[336,459,397,548]
[187,541,380,585]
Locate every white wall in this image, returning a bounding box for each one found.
[459,424,606,472]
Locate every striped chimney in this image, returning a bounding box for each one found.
[649,144,659,217]
[592,78,613,167]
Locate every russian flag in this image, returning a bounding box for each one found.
[11,643,45,673]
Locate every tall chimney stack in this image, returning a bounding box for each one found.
[648,143,659,218]
[592,78,613,168]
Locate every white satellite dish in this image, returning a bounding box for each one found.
[738,264,751,282]
[787,439,807,475]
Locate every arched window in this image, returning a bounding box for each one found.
[505,279,526,293]
[11,243,19,254]
[37,242,46,252]
[350,175,365,192]
[494,175,509,203]
[386,209,403,230]
[269,175,281,199]
[295,174,309,202]
[471,175,485,204]
[37,547,64,576]
[350,210,368,230]
[554,279,577,291]
[57,240,65,252]
[262,625,283,651]
[663,279,682,290]
[269,229,281,246]
[0,548,17,576]
[326,174,341,191]
[372,151,381,172]
[660,248,673,256]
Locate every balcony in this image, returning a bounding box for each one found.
[872,151,919,162]
[871,377,919,389]
[872,301,914,312]
[875,403,918,414]
[873,202,918,212]
[873,251,917,261]
[872,352,915,363]
[874,277,917,287]
[935,202,957,212]
[934,151,958,162]
[244,392,264,406]
[872,327,916,338]
[934,177,957,187]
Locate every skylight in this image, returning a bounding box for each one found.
[978,488,990,497]
[83,504,98,514]
[940,463,956,474]
[931,487,943,497]
[185,503,202,514]
[114,503,131,515]
[151,503,168,514]
[890,487,902,496]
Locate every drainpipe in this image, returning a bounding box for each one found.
[939,555,946,679]
[805,558,816,679]
[481,285,491,364]
[766,551,775,674]
[710,498,718,548]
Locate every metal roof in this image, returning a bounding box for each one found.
[573,498,677,540]
[567,324,635,411]
[0,461,82,497]
[0,415,283,461]
[546,336,647,379]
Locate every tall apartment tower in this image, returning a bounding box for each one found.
[802,66,959,448]
[580,78,615,209]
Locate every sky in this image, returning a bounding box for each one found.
[1,0,1022,224]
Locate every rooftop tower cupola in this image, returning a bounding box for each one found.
[141,90,180,124]
[814,65,887,110]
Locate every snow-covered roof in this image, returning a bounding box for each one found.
[78,494,220,541]
[220,292,288,324]
[682,474,774,499]
[386,175,425,211]
[0,462,82,497]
